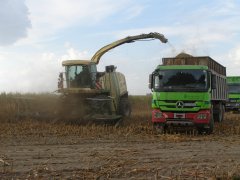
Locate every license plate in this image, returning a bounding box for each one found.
[174,113,185,119]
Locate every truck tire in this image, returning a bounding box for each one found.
[119,98,131,117]
[153,123,165,134]
[214,103,224,122]
[206,114,214,134]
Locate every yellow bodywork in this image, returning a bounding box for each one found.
[62,60,91,66]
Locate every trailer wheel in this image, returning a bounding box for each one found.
[214,103,224,122]
[119,98,131,117]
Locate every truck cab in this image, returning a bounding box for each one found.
[226,76,240,112]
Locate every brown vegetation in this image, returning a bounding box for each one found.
[1,93,240,179]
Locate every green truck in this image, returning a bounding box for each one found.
[149,53,227,134]
[226,76,240,112]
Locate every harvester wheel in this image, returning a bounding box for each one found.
[119,98,131,117]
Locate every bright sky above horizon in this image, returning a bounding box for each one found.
[0,0,240,95]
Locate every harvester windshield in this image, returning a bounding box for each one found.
[153,69,208,92]
[65,64,96,88]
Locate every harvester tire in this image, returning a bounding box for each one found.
[119,98,131,117]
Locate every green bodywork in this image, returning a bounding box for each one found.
[227,76,240,84]
[227,76,240,105]
[228,94,240,102]
[156,65,208,70]
[152,65,211,112]
[152,92,211,112]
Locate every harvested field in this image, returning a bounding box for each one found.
[0,93,240,179]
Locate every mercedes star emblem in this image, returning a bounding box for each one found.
[176,101,184,108]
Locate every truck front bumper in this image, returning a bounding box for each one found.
[152,109,211,126]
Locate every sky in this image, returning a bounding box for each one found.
[0,0,240,95]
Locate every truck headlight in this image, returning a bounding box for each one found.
[154,111,163,118]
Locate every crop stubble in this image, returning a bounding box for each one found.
[0,94,240,179]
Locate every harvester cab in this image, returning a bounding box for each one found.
[57,32,167,123]
[59,60,96,90]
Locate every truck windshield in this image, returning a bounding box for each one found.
[154,69,208,92]
[228,84,240,93]
[66,65,92,88]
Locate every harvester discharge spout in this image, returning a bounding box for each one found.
[91,32,168,64]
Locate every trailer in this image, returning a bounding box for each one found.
[149,53,227,134]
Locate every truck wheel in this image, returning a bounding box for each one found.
[153,123,165,134]
[221,105,225,122]
[214,103,224,122]
[206,114,214,134]
[119,98,131,117]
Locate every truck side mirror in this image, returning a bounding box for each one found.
[148,74,153,89]
[211,74,217,89]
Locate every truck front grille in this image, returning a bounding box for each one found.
[164,100,197,109]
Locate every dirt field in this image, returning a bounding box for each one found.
[0,95,240,179]
[1,113,240,179]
